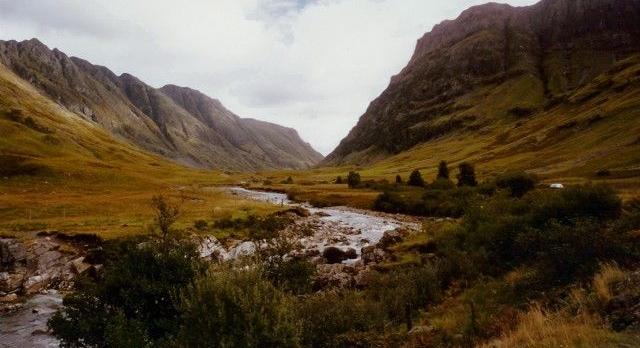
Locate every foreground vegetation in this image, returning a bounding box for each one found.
[46,182,640,347]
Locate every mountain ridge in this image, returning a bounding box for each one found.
[323,0,640,175]
[0,38,323,171]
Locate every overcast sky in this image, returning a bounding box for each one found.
[0,0,537,155]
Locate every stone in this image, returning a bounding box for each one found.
[0,293,18,303]
[0,239,27,266]
[314,264,355,290]
[196,236,228,261]
[344,248,358,260]
[71,257,91,275]
[378,229,409,250]
[23,274,49,295]
[322,247,347,264]
[0,271,25,293]
[361,246,387,265]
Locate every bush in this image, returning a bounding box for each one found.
[347,171,361,188]
[457,162,477,187]
[437,161,450,180]
[282,176,294,184]
[335,176,343,184]
[297,291,386,348]
[496,171,538,197]
[396,175,403,184]
[178,267,300,348]
[439,184,630,285]
[408,170,425,187]
[429,178,455,190]
[49,239,204,346]
[193,219,208,231]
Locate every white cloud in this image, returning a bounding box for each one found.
[0,0,537,154]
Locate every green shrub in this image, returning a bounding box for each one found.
[408,170,425,187]
[49,239,204,346]
[347,171,361,188]
[335,176,343,184]
[457,162,477,187]
[282,176,294,184]
[193,219,208,231]
[178,267,300,348]
[365,266,440,325]
[298,291,386,348]
[437,161,450,180]
[395,175,403,184]
[496,171,538,197]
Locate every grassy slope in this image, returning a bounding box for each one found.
[0,64,277,238]
[258,56,640,204]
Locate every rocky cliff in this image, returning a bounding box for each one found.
[324,0,640,167]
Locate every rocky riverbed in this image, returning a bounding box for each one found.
[0,187,423,346]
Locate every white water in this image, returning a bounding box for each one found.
[0,291,62,348]
[226,187,416,261]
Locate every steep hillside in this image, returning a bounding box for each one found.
[0,39,323,170]
[324,0,640,178]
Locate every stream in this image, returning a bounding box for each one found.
[0,187,419,347]
[226,187,421,261]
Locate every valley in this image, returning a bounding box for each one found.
[1,0,640,347]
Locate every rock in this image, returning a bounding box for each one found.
[228,241,256,259]
[378,229,409,250]
[322,247,347,264]
[0,271,25,293]
[37,250,64,272]
[23,274,49,295]
[354,268,374,288]
[71,257,92,275]
[196,236,228,261]
[361,246,387,265]
[0,293,18,303]
[314,264,355,290]
[344,248,358,260]
[0,238,27,267]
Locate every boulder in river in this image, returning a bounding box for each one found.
[322,247,348,264]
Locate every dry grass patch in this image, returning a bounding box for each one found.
[593,263,627,305]
[483,306,634,348]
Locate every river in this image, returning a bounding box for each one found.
[0,187,419,347]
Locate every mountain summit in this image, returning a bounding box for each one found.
[324,0,640,176]
[0,39,323,170]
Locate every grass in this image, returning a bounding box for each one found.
[0,64,279,239]
[593,263,627,305]
[483,306,636,348]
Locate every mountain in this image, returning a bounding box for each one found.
[324,0,640,178]
[0,39,323,171]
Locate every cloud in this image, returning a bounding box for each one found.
[0,0,538,155]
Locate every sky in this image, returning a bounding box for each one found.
[0,0,537,155]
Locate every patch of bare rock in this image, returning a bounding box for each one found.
[0,232,101,312]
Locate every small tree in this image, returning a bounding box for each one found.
[457,162,477,187]
[335,176,343,184]
[395,175,403,184]
[283,176,294,184]
[437,161,450,180]
[408,170,425,187]
[151,195,180,250]
[347,171,361,188]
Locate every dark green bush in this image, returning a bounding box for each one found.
[49,239,204,346]
[496,171,538,197]
[457,162,477,187]
[437,161,450,180]
[347,171,361,188]
[193,219,208,231]
[408,170,425,187]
